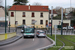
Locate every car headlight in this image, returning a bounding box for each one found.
[31,33,34,35]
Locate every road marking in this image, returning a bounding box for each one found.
[33,39,34,41]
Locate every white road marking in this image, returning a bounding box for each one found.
[33,39,34,41]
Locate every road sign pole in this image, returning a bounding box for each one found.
[55,25,57,46]
[51,6,53,36]
[61,8,63,35]
[15,7,16,32]
[9,7,10,32]
[5,0,7,33]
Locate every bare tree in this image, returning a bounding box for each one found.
[54,6,64,14]
[0,0,3,6]
[33,2,42,6]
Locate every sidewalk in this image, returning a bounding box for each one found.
[0,36,22,46]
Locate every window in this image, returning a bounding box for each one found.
[23,20,25,24]
[15,21,18,25]
[22,12,25,17]
[40,12,43,17]
[11,12,14,17]
[40,20,43,24]
[32,12,35,17]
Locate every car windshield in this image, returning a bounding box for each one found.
[39,32,45,33]
[24,28,34,33]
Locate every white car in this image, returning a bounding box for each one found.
[63,26,74,30]
[36,31,46,38]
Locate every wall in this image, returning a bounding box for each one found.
[50,14,57,18]
[0,8,5,17]
[52,20,70,28]
[0,32,16,40]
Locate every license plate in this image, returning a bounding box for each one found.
[28,36,30,37]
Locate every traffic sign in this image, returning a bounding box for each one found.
[32,20,37,24]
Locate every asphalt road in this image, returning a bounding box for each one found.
[0,37,51,50]
[0,27,52,50]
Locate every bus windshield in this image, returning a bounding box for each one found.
[24,28,34,33]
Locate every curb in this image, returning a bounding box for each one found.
[36,35,55,50]
[0,36,22,46]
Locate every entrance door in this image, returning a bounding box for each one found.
[23,20,25,24]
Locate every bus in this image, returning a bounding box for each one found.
[23,28,35,38]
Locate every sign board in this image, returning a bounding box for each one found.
[32,20,37,24]
[49,23,51,27]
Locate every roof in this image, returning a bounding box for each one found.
[49,10,57,14]
[9,5,49,12]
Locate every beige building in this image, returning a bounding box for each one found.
[8,5,71,28]
[52,20,70,28]
[8,5,49,28]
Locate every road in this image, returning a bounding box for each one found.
[0,37,51,50]
[0,27,52,50]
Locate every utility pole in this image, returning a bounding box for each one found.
[51,6,53,36]
[5,0,7,33]
[61,8,63,35]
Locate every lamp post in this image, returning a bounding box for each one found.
[51,6,53,36]
[70,0,71,12]
[5,0,7,33]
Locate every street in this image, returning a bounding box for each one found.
[0,27,52,50]
[0,37,51,50]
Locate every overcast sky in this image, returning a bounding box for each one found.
[3,0,75,9]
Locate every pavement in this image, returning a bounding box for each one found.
[0,36,22,46]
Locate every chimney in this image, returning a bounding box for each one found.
[29,4,30,10]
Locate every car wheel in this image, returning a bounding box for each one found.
[23,36,25,38]
[44,36,46,38]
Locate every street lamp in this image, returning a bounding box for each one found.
[70,0,71,12]
[5,0,7,33]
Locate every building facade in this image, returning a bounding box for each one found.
[49,10,57,18]
[0,6,8,27]
[65,7,75,13]
[8,5,49,28]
